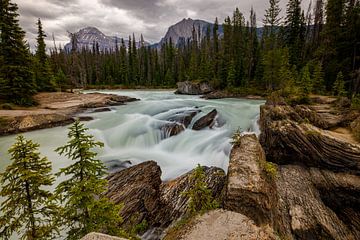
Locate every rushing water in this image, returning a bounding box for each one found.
[0,90,264,181]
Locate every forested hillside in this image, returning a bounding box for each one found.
[1,0,359,105]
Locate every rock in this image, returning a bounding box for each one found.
[192,109,217,130]
[276,165,359,239]
[224,134,278,228]
[167,110,199,128]
[81,232,127,240]
[176,81,213,95]
[105,161,162,230]
[105,160,132,173]
[259,104,360,174]
[92,107,112,113]
[77,116,94,121]
[154,166,226,228]
[178,209,276,240]
[161,123,185,137]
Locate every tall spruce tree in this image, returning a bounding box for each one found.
[0,0,36,105]
[55,121,124,239]
[34,18,56,91]
[0,135,59,240]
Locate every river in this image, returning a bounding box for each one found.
[0,90,264,182]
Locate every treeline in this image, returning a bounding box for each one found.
[0,0,359,106]
[50,0,360,98]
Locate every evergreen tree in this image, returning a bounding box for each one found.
[300,64,312,96]
[0,135,59,240]
[312,61,325,94]
[55,121,124,239]
[333,71,347,96]
[0,0,36,105]
[34,18,56,91]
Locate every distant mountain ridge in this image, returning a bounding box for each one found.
[64,27,148,52]
[64,19,264,51]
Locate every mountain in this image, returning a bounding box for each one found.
[64,27,148,52]
[153,18,224,48]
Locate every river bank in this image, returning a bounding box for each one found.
[0,92,138,136]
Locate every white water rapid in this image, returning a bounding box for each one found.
[0,90,264,181]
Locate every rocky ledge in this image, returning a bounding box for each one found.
[0,92,138,135]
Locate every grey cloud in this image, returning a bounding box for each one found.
[15,0,311,50]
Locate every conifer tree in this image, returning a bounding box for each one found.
[333,71,347,97]
[0,0,36,105]
[312,61,325,94]
[300,64,312,97]
[55,121,124,239]
[0,135,59,240]
[34,18,56,91]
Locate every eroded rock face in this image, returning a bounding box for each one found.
[105,161,162,229]
[192,109,217,130]
[161,123,186,137]
[224,134,278,227]
[81,232,127,240]
[179,209,276,240]
[154,166,226,228]
[276,165,359,240]
[260,104,360,174]
[176,81,213,95]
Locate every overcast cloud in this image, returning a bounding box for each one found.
[14,0,311,49]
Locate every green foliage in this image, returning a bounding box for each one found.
[231,128,242,146]
[55,120,124,239]
[0,0,36,106]
[182,164,219,215]
[131,219,148,235]
[299,65,312,101]
[312,62,325,94]
[351,94,360,110]
[0,135,59,239]
[333,71,347,97]
[262,161,278,180]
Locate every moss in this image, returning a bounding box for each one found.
[262,161,278,180]
[163,214,198,240]
[305,130,321,136]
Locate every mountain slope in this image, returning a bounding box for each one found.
[64,27,148,52]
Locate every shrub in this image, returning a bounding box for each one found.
[0,103,13,110]
[231,129,242,146]
[182,164,219,215]
[351,95,360,110]
[263,161,278,180]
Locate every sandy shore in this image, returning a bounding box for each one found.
[0,92,137,136]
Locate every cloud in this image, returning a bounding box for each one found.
[14,0,311,50]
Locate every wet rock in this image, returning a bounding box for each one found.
[176,81,213,95]
[192,109,218,130]
[161,123,185,137]
[77,116,94,121]
[224,134,278,227]
[92,107,112,113]
[167,110,199,128]
[105,161,162,230]
[178,209,276,240]
[154,166,226,228]
[105,160,132,173]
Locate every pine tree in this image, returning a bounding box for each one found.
[227,60,236,87]
[35,18,56,91]
[300,64,312,96]
[263,0,282,49]
[0,0,36,105]
[0,135,59,239]
[55,121,124,239]
[312,61,325,94]
[333,71,347,96]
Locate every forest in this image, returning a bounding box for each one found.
[0,0,360,104]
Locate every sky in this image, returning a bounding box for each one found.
[15,0,311,49]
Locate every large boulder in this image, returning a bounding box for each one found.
[105,161,162,229]
[224,134,278,228]
[177,209,276,240]
[176,81,213,95]
[192,109,218,130]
